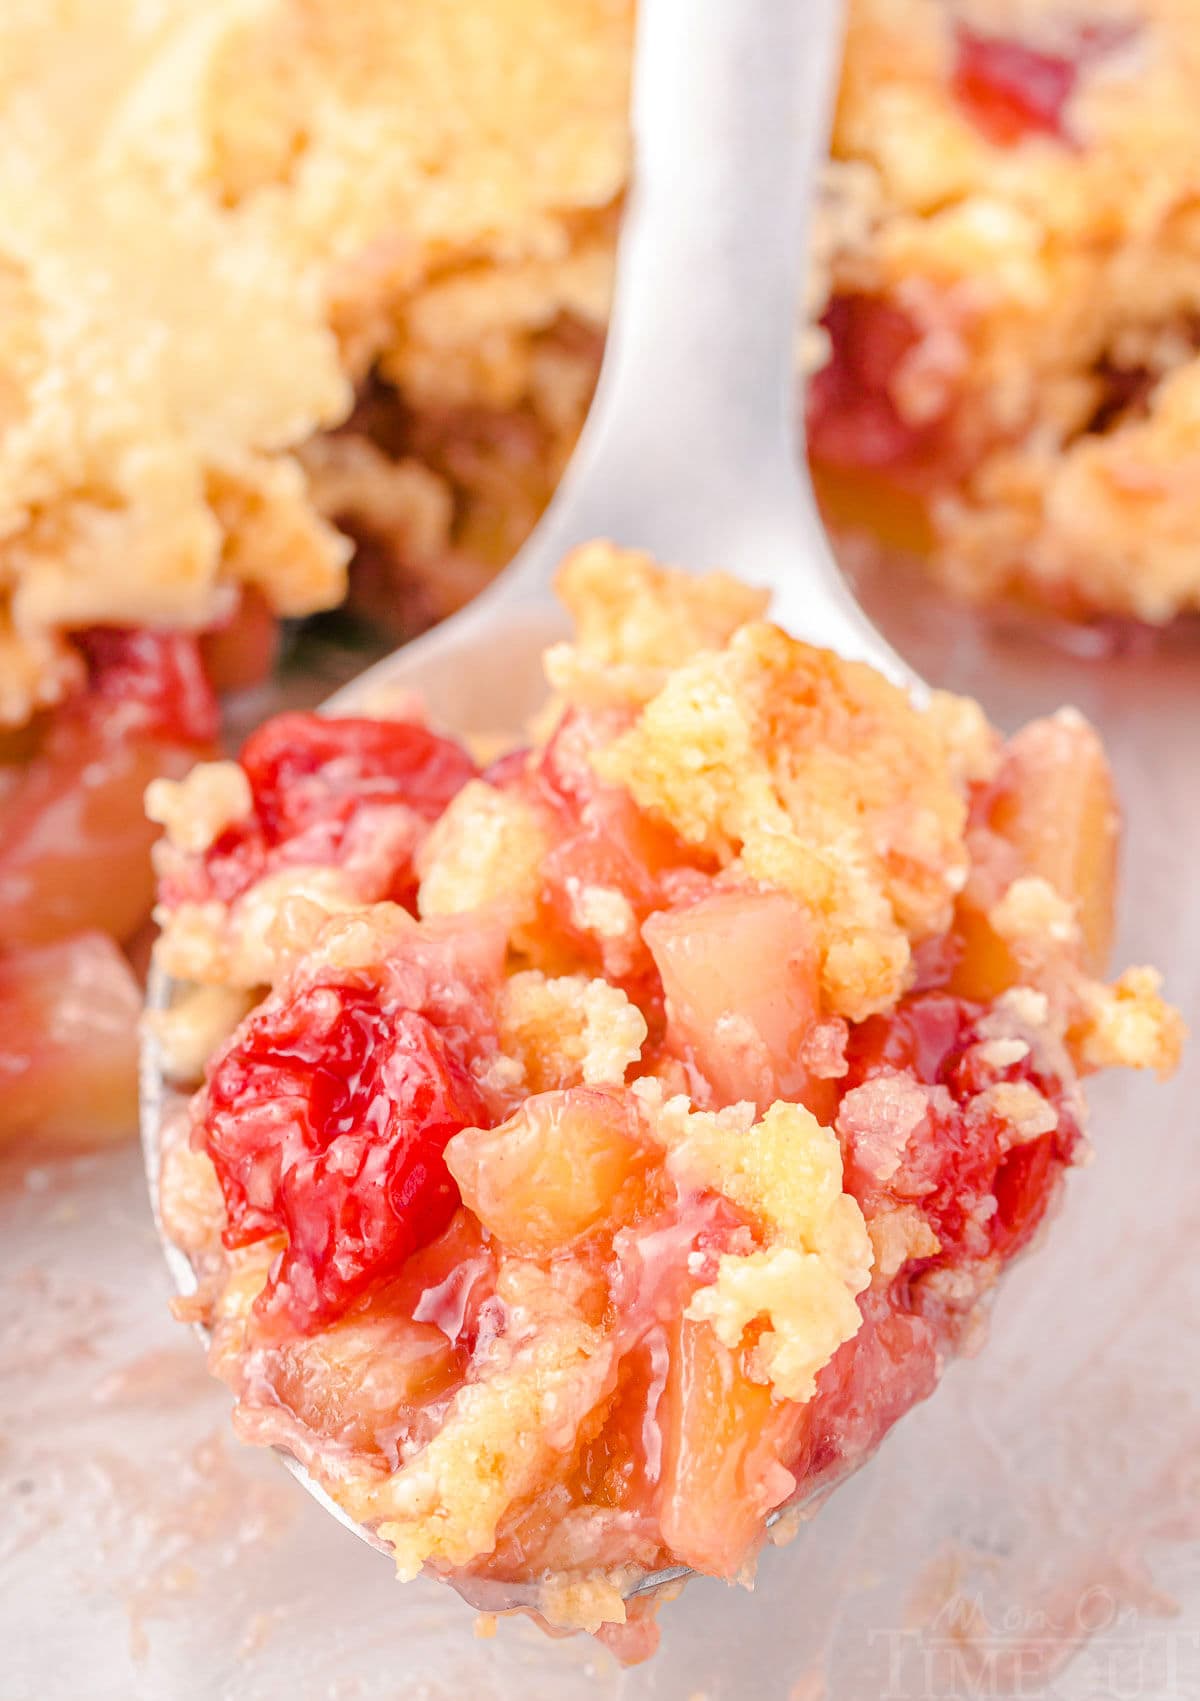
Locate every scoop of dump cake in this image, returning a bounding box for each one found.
[150,546,1182,1656]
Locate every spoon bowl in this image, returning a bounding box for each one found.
[141,0,928,1615]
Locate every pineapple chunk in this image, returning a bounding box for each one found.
[644,889,831,1118]
[658,1316,808,1578]
[949,898,1021,1003]
[991,712,1118,974]
[0,933,140,1148]
[445,1088,649,1257]
[274,1312,459,1451]
[953,711,1118,999]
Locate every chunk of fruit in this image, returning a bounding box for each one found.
[951,25,1077,146]
[0,730,197,947]
[240,713,476,844]
[991,716,1118,973]
[0,933,140,1148]
[199,981,489,1330]
[159,1141,228,1254]
[0,632,216,945]
[952,20,1137,149]
[76,627,219,746]
[658,1316,809,1577]
[569,1198,774,1546]
[841,992,1081,1262]
[182,713,478,916]
[948,897,1021,1004]
[273,1310,460,1454]
[198,587,280,695]
[571,1327,671,1514]
[530,710,707,987]
[844,990,977,1087]
[807,294,945,476]
[387,1208,498,1349]
[810,462,936,559]
[446,1087,648,1258]
[805,1288,939,1480]
[951,715,1118,998]
[644,890,832,1120]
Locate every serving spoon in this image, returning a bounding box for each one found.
[142,0,924,1614]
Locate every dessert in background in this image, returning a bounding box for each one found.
[810,0,1200,624]
[6,0,1192,730]
[150,547,1181,1657]
[0,0,627,724]
[0,0,629,1145]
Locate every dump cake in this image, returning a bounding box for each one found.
[150,546,1182,1656]
[3,0,1198,1118]
[0,0,628,722]
[8,0,1198,740]
[0,0,628,1145]
[811,0,1200,623]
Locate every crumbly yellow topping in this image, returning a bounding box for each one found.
[147,761,254,857]
[153,870,370,988]
[0,3,349,722]
[151,754,485,987]
[155,546,1184,1638]
[974,1079,1060,1144]
[546,544,771,709]
[590,564,970,1018]
[8,0,1200,707]
[158,1136,228,1258]
[990,875,1082,958]
[498,971,647,1092]
[536,1575,630,1636]
[686,1245,865,1404]
[634,1083,873,1402]
[867,1203,942,1281]
[10,0,1191,703]
[417,780,547,929]
[351,1263,617,1585]
[1072,966,1185,1078]
[148,983,256,1083]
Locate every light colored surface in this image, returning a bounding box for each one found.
[2,557,1197,1700]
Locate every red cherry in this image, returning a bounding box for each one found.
[951,25,1078,147]
[239,712,476,844]
[841,991,1082,1263]
[199,981,489,1331]
[0,631,216,946]
[807,294,943,474]
[75,627,218,745]
[168,712,477,915]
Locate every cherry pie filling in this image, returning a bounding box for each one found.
[153,547,1180,1654]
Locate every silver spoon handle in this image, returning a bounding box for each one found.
[509,0,845,579]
